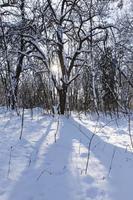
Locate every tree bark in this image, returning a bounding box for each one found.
[58,84,67,115]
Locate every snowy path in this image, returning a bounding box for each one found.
[0,109,133,200]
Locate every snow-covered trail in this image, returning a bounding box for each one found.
[7,116,87,200]
[0,109,133,200]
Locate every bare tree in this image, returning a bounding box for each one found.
[19,0,115,114]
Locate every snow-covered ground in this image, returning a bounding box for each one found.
[0,107,133,200]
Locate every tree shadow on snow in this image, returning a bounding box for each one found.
[8,116,133,200]
[70,117,133,200]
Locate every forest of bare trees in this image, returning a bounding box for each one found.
[0,0,132,114]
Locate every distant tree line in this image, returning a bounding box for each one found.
[0,0,132,114]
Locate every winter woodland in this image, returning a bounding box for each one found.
[0,0,133,200]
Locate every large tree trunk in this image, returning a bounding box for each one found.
[8,76,19,110]
[58,84,67,115]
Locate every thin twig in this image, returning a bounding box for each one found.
[7,146,13,177]
[108,147,116,177]
[36,169,52,181]
[55,116,59,143]
[85,134,95,174]
[19,107,24,140]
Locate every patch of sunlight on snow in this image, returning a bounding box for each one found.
[100,126,132,150]
[7,120,57,181]
[70,139,88,175]
[9,157,28,181]
[70,139,108,179]
[25,121,50,142]
[69,139,111,200]
[74,116,132,151]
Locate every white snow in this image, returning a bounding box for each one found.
[0,107,133,200]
